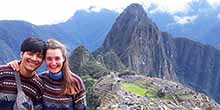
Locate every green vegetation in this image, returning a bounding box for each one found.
[145,90,157,98]
[163,94,173,100]
[122,82,156,98]
[81,75,100,110]
[122,82,146,96]
[122,82,174,100]
[79,60,109,79]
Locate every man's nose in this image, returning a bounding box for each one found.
[31,54,38,60]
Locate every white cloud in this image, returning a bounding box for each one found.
[218,14,220,19]
[174,15,198,25]
[148,0,195,14]
[0,0,80,25]
[207,0,220,8]
[0,0,147,25]
[0,0,218,25]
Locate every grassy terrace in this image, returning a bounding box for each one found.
[122,82,174,100]
[122,82,156,97]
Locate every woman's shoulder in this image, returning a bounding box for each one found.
[71,73,85,88]
[71,73,83,82]
[38,71,49,78]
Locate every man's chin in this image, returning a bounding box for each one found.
[26,66,39,72]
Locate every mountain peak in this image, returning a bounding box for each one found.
[124,3,145,13]
[103,3,156,51]
[123,3,146,16]
[119,3,149,22]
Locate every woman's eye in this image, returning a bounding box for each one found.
[55,57,60,61]
[46,57,52,61]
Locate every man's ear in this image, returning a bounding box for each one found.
[20,52,24,59]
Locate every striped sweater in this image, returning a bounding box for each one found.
[0,65,43,110]
[39,71,86,110]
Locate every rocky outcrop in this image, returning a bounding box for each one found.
[95,50,125,71]
[69,45,110,78]
[69,45,90,73]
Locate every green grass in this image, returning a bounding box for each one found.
[144,90,156,98]
[122,82,146,96]
[122,82,175,101]
[164,94,174,100]
[122,82,157,98]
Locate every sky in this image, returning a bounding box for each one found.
[0,0,219,25]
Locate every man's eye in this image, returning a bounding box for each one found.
[37,54,43,58]
[27,52,34,56]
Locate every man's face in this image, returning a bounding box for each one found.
[20,51,43,73]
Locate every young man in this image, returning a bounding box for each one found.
[0,37,47,110]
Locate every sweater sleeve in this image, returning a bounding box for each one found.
[74,90,86,110]
[33,96,43,110]
[32,75,44,110]
[73,76,87,110]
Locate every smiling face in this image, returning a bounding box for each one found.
[19,51,43,76]
[45,48,65,73]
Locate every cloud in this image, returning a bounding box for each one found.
[0,0,81,25]
[174,15,198,25]
[218,14,220,19]
[207,0,220,8]
[0,0,218,25]
[147,0,196,14]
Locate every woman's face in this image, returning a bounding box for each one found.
[45,48,65,73]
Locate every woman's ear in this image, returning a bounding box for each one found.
[63,58,66,63]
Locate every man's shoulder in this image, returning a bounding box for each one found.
[0,65,13,72]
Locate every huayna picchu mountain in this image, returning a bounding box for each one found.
[93,3,220,103]
[95,4,177,80]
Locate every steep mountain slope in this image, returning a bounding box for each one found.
[97,4,176,80]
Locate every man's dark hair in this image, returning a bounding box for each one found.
[20,37,47,58]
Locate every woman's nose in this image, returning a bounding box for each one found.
[51,59,56,65]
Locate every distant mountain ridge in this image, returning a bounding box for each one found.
[0,9,117,64]
[148,0,220,49]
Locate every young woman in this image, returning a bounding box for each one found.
[10,39,86,110]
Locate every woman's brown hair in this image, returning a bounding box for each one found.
[47,39,78,95]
